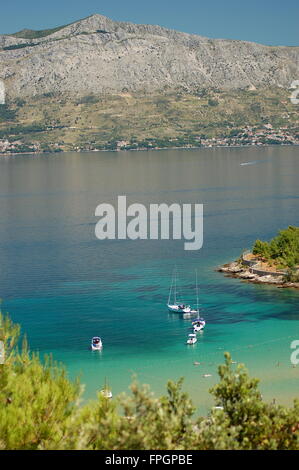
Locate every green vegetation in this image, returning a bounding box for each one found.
[252,226,299,270]
[0,87,298,153]
[3,43,39,51]
[0,105,16,123]
[14,98,26,107]
[1,313,299,450]
[9,24,69,40]
[208,98,219,107]
[77,94,99,105]
[0,123,47,138]
[284,268,299,283]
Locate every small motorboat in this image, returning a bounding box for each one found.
[91,336,103,351]
[192,318,206,332]
[187,333,197,345]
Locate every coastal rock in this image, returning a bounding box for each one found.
[257,274,284,283]
[0,14,298,98]
[218,258,298,289]
[218,262,243,273]
[239,271,256,279]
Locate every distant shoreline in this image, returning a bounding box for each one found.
[1,142,298,158]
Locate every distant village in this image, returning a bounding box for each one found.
[0,139,41,155]
[0,123,298,155]
[113,124,299,151]
[198,124,298,149]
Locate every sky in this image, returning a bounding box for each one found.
[0,0,298,46]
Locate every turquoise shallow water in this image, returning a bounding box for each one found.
[0,146,298,414]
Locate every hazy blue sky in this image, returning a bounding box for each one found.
[0,0,298,46]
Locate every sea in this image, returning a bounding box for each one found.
[0,146,298,414]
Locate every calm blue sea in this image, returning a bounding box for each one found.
[0,146,298,414]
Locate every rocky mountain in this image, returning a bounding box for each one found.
[0,13,298,99]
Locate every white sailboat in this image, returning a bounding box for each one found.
[192,319,205,332]
[167,269,193,314]
[100,378,112,399]
[192,269,206,332]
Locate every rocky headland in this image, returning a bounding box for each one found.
[217,255,299,289]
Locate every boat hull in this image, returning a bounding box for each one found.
[100,390,112,398]
[187,339,197,345]
[193,325,204,332]
[168,304,192,314]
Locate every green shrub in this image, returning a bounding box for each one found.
[252,239,271,258]
[284,268,299,283]
[77,94,99,105]
[3,43,38,51]
[252,226,299,269]
[208,99,219,107]
[0,105,16,122]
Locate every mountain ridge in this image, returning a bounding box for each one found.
[4,13,298,47]
[0,13,298,99]
[4,14,207,43]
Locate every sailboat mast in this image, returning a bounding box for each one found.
[195,269,199,313]
[168,272,174,304]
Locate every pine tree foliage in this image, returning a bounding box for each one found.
[252,226,299,269]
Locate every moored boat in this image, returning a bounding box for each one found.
[187,333,197,345]
[100,378,112,398]
[191,270,206,331]
[167,268,192,313]
[91,336,103,350]
[168,303,193,313]
[192,319,206,332]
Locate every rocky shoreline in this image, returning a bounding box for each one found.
[217,260,299,289]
